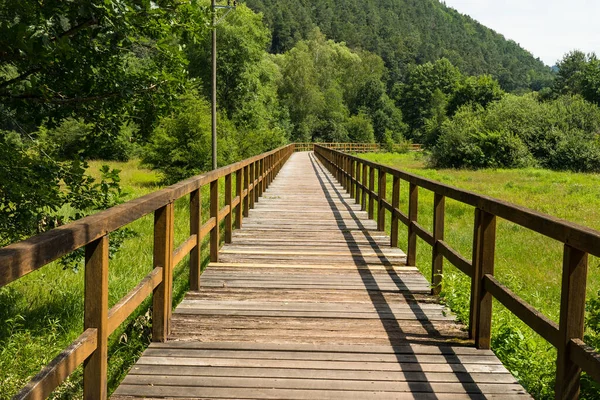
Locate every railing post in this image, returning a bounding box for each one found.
[432,193,445,295]
[83,235,109,399]
[254,161,260,204]
[390,176,400,247]
[235,169,243,229]
[355,161,361,204]
[249,162,255,209]
[225,173,232,244]
[152,202,174,342]
[190,189,202,291]
[210,179,219,262]
[350,159,355,199]
[243,165,250,217]
[470,208,496,349]
[407,183,418,266]
[377,169,387,231]
[258,159,264,198]
[368,166,375,219]
[362,163,368,211]
[555,244,588,400]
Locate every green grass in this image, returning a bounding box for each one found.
[360,151,600,399]
[0,159,232,399]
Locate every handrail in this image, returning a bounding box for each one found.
[294,142,422,152]
[4,144,295,399]
[314,144,600,400]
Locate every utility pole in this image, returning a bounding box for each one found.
[211,0,217,170]
[211,0,236,170]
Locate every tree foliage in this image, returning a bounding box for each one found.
[245,0,554,92]
[431,94,600,171]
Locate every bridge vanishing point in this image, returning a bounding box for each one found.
[4,144,600,400]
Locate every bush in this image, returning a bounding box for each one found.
[430,94,600,172]
[142,95,242,183]
[0,131,124,246]
[38,118,139,161]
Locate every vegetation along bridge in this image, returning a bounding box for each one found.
[3,144,600,399]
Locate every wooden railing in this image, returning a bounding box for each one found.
[314,144,600,400]
[294,142,422,153]
[1,144,294,400]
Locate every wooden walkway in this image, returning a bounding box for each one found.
[112,152,530,399]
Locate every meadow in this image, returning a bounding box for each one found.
[0,160,226,399]
[361,152,600,399]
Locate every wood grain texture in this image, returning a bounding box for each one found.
[113,152,530,400]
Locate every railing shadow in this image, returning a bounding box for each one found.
[308,152,483,398]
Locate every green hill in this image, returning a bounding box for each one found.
[245,0,554,91]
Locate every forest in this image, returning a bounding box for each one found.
[2,0,600,398]
[2,0,600,247]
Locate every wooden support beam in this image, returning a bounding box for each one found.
[406,183,418,266]
[83,235,109,399]
[189,189,201,291]
[472,209,496,349]
[391,176,400,248]
[210,179,219,262]
[225,174,232,244]
[152,203,174,342]
[235,169,243,229]
[368,166,375,220]
[555,245,588,400]
[377,169,387,231]
[432,193,445,295]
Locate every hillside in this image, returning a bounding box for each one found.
[245,0,555,91]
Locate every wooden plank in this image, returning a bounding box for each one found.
[206,262,417,272]
[483,274,559,346]
[12,329,97,400]
[117,375,527,394]
[107,267,162,334]
[438,240,472,277]
[126,365,517,384]
[172,234,197,266]
[200,217,216,240]
[569,338,600,384]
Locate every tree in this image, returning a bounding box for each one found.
[394,58,462,141]
[447,75,504,115]
[0,0,209,157]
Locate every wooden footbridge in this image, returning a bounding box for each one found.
[3,144,600,399]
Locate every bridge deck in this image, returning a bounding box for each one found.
[113,152,530,399]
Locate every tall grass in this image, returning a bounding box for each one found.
[361,151,600,399]
[0,159,229,399]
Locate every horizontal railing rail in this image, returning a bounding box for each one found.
[2,144,295,400]
[294,142,422,153]
[314,144,600,400]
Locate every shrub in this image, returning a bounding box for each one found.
[39,118,139,161]
[142,95,242,183]
[430,94,600,172]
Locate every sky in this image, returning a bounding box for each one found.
[442,0,600,66]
